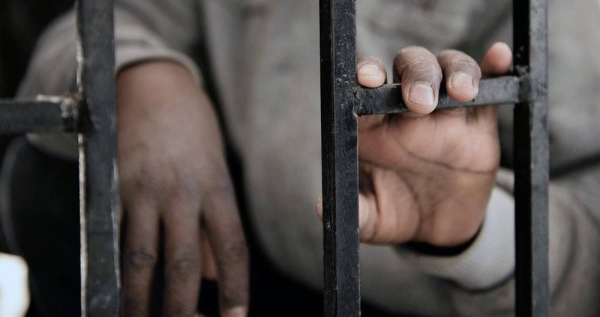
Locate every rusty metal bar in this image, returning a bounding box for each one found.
[321,0,549,316]
[513,0,550,316]
[76,0,121,316]
[356,76,521,115]
[320,0,361,316]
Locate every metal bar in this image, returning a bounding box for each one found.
[320,0,361,316]
[76,0,120,316]
[0,97,77,134]
[513,0,549,315]
[356,76,521,115]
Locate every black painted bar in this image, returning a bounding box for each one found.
[76,0,121,316]
[322,0,549,316]
[320,0,361,316]
[513,0,549,316]
[0,98,78,134]
[356,76,521,115]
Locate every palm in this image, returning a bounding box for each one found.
[357,107,499,246]
[348,43,513,247]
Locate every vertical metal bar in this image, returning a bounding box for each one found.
[320,0,360,316]
[76,0,121,316]
[513,0,549,315]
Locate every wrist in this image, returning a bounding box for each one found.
[402,226,481,257]
[395,186,515,290]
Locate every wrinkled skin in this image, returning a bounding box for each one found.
[319,42,513,247]
[117,61,248,317]
[115,42,511,316]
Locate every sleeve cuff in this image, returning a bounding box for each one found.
[114,25,202,84]
[26,20,203,161]
[395,186,515,290]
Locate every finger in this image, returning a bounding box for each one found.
[316,197,323,221]
[317,195,369,228]
[394,46,442,114]
[201,229,218,280]
[437,49,481,103]
[358,193,377,241]
[357,56,387,88]
[481,42,513,77]
[163,198,202,317]
[203,179,249,317]
[121,200,160,317]
[357,168,421,244]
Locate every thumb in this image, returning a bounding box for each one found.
[316,197,323,221]
[481,42,513,77]
[316,196,369,237]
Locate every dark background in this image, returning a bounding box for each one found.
[0,1,399,316]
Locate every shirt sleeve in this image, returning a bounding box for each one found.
[395,163,600,316]
[395,183,516,290]
[17,0,202,160]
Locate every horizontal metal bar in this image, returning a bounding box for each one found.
[355,76,521,115]
[0,96,78,134]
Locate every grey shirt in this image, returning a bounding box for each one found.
[17,0,600,315]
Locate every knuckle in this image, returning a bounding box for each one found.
[121,168,156,197]
[169,249,200,279]
[447,56,476,67]
[174,171,200,196]
[398,46,430,56]
[395,46,441,80]
[403,59,442,81]
[167,172,202,207]
[124,248,158,269]
[451,59,481,75]
[438,52,481,77]
[438,49,465,60]
[171,257,198,278]
[205,177,235,199]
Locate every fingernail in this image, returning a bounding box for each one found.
[450,73,474,90]
[357,64,380,77]
[408,84,435,107]
[224,307,246,317]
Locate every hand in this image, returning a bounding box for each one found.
[318,43,512,247]
[116,61,248,317]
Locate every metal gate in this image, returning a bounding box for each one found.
[0,1,119,316]
[320,0,548,316]
[0,0,548,316]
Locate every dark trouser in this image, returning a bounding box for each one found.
[0,137,397,317]
[0,137,80,317]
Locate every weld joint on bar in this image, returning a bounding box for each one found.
[517,73,533,104]
[35,94,82,132]
[66,93,83,132]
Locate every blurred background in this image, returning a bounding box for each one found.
[0,3,76,316]
[0,1,397,316]
[0,0,74,187]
